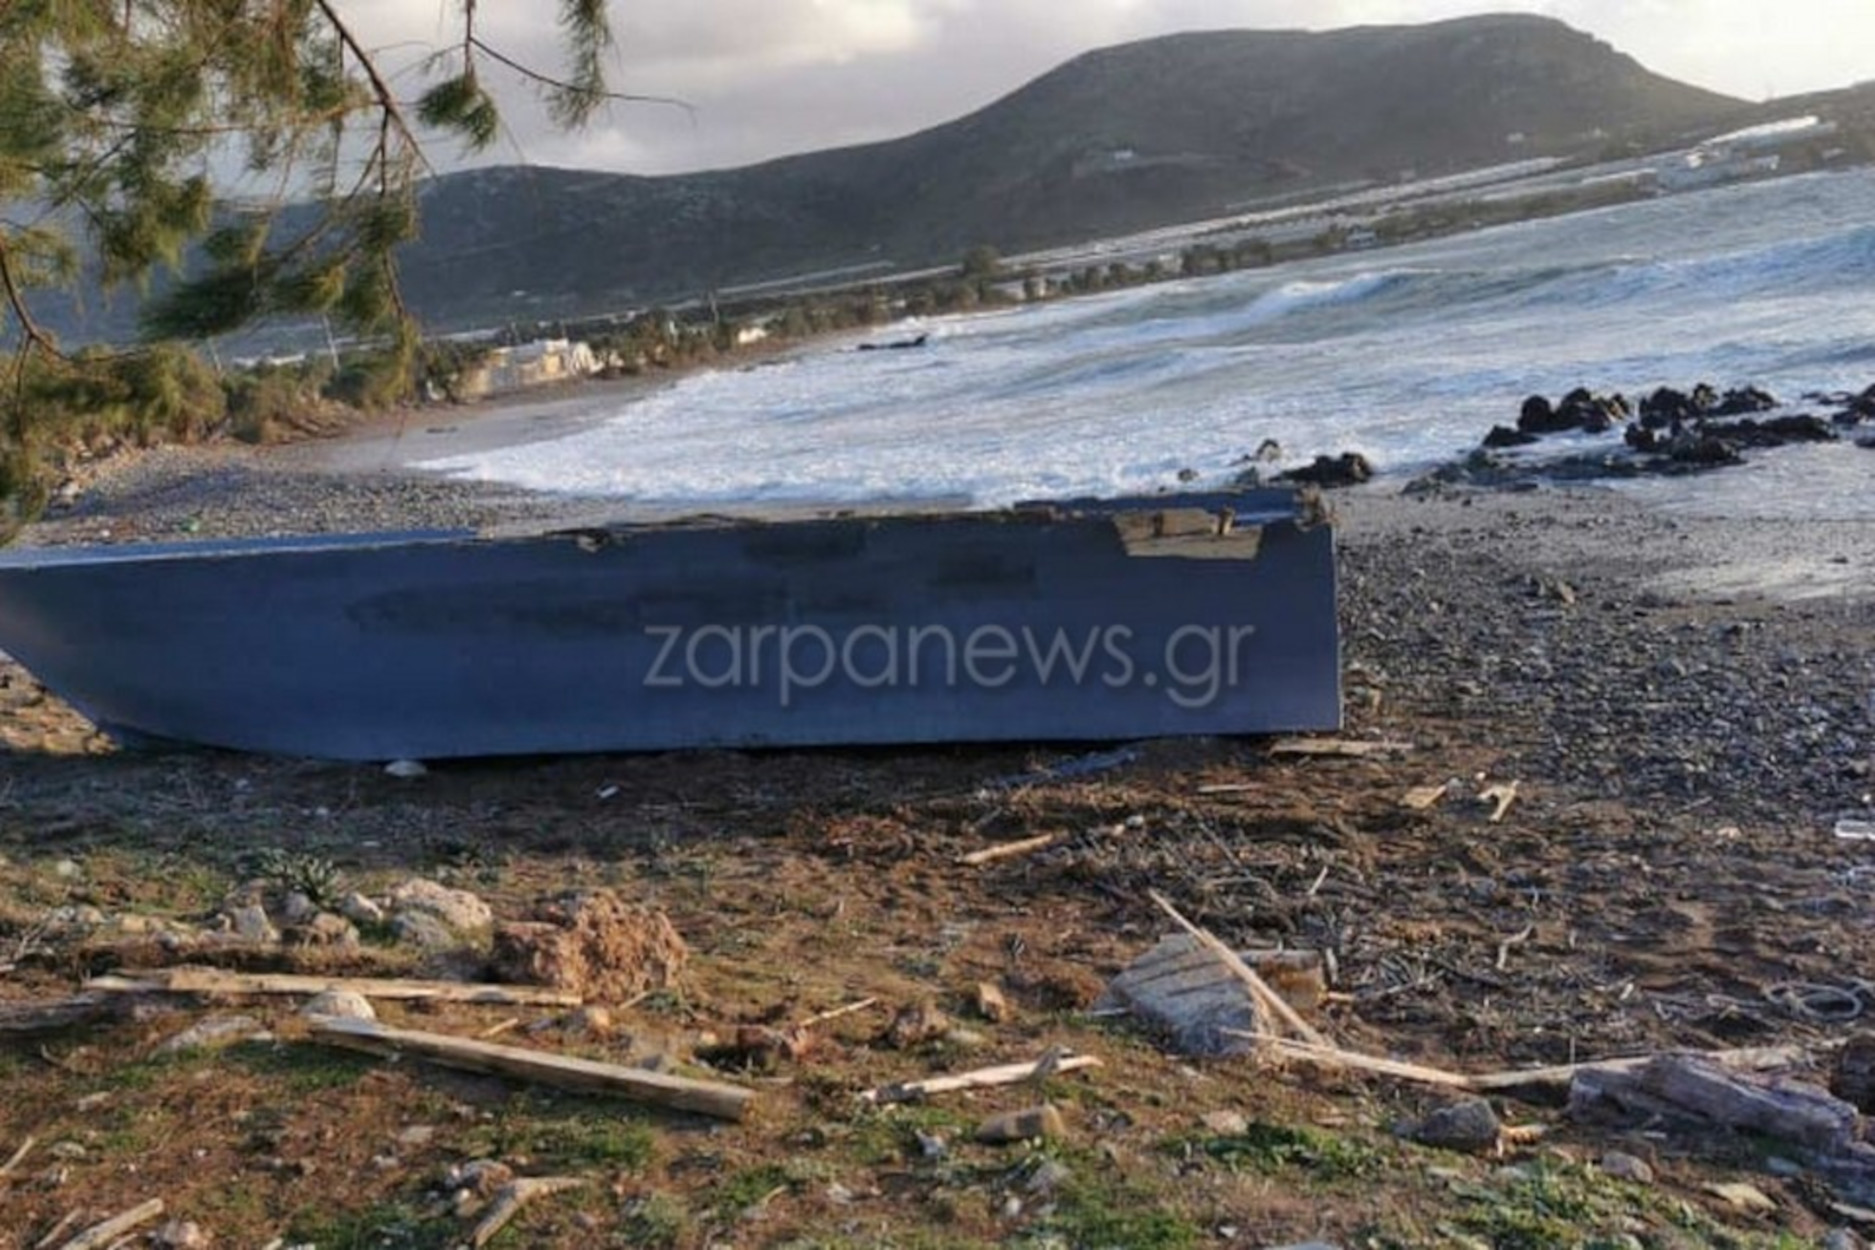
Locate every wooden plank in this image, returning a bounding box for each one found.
[959,833,1058,866]
[86,968,582,1007]
[1269,737,1413,758]
[861,1054,1102,1105]
[52,1198,164,1250]
[1467,1043,1819,1100]
[303,1015,753,1122]
[0,995,120,1036]
[1225,1031,1473,1088]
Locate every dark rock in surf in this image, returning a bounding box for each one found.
[1278,452,1373,489]
[1517,394,1571,434]
[1700,413,1836,448]
[1483,425,1539,449]
[1708,385,1778,418]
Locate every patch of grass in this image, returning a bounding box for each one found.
[475,1096,656,1171]
[225,1042,375,1092]
[1019,1178,1200,1250]
[1167,1121,1382,1180]
[283,1199,451,1250]
[619,1191,691,1248]
[710,1160,836,1218]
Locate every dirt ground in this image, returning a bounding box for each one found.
[1,477,1873,1248]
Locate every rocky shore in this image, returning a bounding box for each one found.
[3,419,1874,1246]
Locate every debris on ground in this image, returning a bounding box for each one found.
[490,891,687,1002]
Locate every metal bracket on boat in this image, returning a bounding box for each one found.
[1111,507,1263,560]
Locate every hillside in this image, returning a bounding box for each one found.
[43,14,1752,340]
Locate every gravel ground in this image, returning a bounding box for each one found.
[1335,487,1875,830]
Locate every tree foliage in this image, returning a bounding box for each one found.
[0,0,636,531]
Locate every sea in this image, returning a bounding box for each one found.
[420,168,1875,520]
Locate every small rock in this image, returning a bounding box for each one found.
[914,1130,948,1161]
[1830,1032,1875,1113]
[1600,1151,1655,1184]
[943,1027,988,1050]
[281,891,320,924]
[226,904,280,944]
[1026,1159,1072,1195]
[48,1140,87,1161]
[157,1014,269,1055]
[973,981,1011,1023]
[1704,1181,1777,1213]
[562,1005,615,1040]
[384,759,428,778]
[301,991,375,1022]
[52,858,82,879]
[1200,1110,1249,1136]
[287,913,360,948]
[1824,1229,1866,1250]
[882,1000,953,1049]
[444,1158,514,1196]
[825,1181,856,1205]
[975,1103,1066,1145]
[999,1195,1023,1219]
[396,1125,436,1148]
[1412,1098,1501,1154]
[391,910,465,952]
[340,892,386,926]
[388,878,493,934]
[152,1219,212,1249]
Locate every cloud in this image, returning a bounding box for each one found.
[344,0,1875,176]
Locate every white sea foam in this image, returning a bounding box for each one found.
[420,169,1875,518]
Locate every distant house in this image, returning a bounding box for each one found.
[457,338,599,400]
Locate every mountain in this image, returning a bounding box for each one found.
[43,14,1754,341]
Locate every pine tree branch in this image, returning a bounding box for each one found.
[466,36,695,118]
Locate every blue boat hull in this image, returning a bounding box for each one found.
[0,491,1340,760]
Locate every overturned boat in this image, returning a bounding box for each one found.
[0,489,1340,760]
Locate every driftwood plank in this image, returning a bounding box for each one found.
[1469,1043,1821,1102]
[958,833,1058,866]
[0,995,121,1037]
[470,1177,586,1248]
[1269,737,1413,758]
[861,1054,1103,1105]
[304,1015,753,1121]
[52,1197,164,1250]
[87,968,581,1007]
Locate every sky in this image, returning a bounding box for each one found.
[351,1,1875,176]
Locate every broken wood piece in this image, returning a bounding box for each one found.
[1495,924,1535,972]
[1196,783,1258,795]
[1269,737,1413,758]
[958,833,1058,866]
[1147,889,1329,1048]
[798,997,879,1028]
[861,1053,1102,1105]
[1402,784,1448,811]
[1480,780,1520,823]
[470,1176,585,1248]
[0,994,122,1037]
[0,1135,36,1181]
[1094,935,1325,1056]
[1226,1031,1474,1088]
[1588,1053,1861,1153]
[86,968,582,1007]
[304,1015,753,1122]
[33,1211,80,1250]
[52,1197,164,1250]
[1466,1043,1821,1102]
